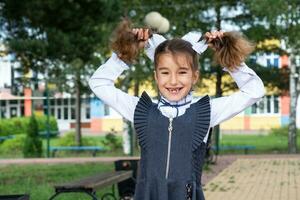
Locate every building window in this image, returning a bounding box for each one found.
[86,107,90,119]
[71,107,76,120]
[251,95,280,114]
[51,108,55,117]
[64,107,68,120]
[274,97,279,113]
[57,108,61,119]
[57,99,62,106]
[63,98,68,106]
[50,99,55,106]
[10,107,17,117]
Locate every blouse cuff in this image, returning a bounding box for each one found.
[223,63,258,88]
[110,52,130,70]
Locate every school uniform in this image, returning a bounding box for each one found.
[89,33,265,199]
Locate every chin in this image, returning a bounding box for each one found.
[162,92,187,102]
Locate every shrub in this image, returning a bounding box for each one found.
[101,129,122,151]
[23,115,43,158]
[0,134,26,154]
[0,116,58,136]
[269,126,300,137]
[56,132,96,146]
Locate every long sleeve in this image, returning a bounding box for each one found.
[210,63,265,127]
[88,53,139,122]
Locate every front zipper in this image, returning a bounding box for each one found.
[165,117,173,179]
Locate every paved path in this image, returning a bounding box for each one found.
[0,156,140,166]
[1,154,299,200]
[204,158,300,200]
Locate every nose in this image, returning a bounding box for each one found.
[169,73,178,85]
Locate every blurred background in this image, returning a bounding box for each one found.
[0,0,299,158]
[1,1,300,200]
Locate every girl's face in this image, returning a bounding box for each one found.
[154,53,199,102]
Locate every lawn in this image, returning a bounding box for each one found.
[0,162,116,200]
[0,134,141,158]
[0,133,299,158]
[219,134,300,154]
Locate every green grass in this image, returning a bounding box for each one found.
[1,133,300,158]
[219,134,300,154]
[0,163,117,200]
[0,135,141,158]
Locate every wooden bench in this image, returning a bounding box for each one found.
[0,135,15,142]
[48,170,133,200]
[212,145,256,154]
[50,146,105,157]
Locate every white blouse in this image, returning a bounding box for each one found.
[88,33,265,143]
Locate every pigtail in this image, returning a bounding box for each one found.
[110,19,139,64]
[210,32,255,71]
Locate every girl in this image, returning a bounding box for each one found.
[89,20,265,200]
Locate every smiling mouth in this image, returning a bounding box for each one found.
[167,88,183,94]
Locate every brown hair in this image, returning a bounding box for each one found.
[154,39,199,72]
[210,31,255,71]
[110,20,140,64]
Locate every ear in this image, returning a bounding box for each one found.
[192,70,199,85]
[154,70,158,82]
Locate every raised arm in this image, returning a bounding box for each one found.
[203,31,265,127]
[88,53,139,122]
[89,20,152,122]
[210,63,265,127]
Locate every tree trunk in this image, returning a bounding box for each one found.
[288,55,297,153]
[133,80,140,150]
[121,76,132,155]
[75,72,82,146]
[214,2,223,155]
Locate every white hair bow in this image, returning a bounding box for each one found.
[181,32,208,54]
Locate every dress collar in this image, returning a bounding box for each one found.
[158,92,193,118]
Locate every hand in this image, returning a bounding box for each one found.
[204,31,224,50]
[204,30,224,42]
[132,28,151,49]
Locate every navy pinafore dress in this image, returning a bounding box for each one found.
[133,92,211,200]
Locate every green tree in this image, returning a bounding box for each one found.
[1,0,122,145]
[23,115,42,158]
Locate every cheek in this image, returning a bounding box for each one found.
[155,75,164,88]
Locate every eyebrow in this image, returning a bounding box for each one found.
[157,67,169,70]
[157,66,190,70]
[178,67,189,70]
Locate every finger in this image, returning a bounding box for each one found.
[205,32,212,42]
[132,28,138,35]
[205,32,212,38]
[138,28,143,40]
[211,31,218,39]
[217,31,223,38]
[143,29,149,40]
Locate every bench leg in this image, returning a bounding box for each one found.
[100,184,117,200]
[85,191,98,200]
[48,192,61,200]
[49,191,99,200]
